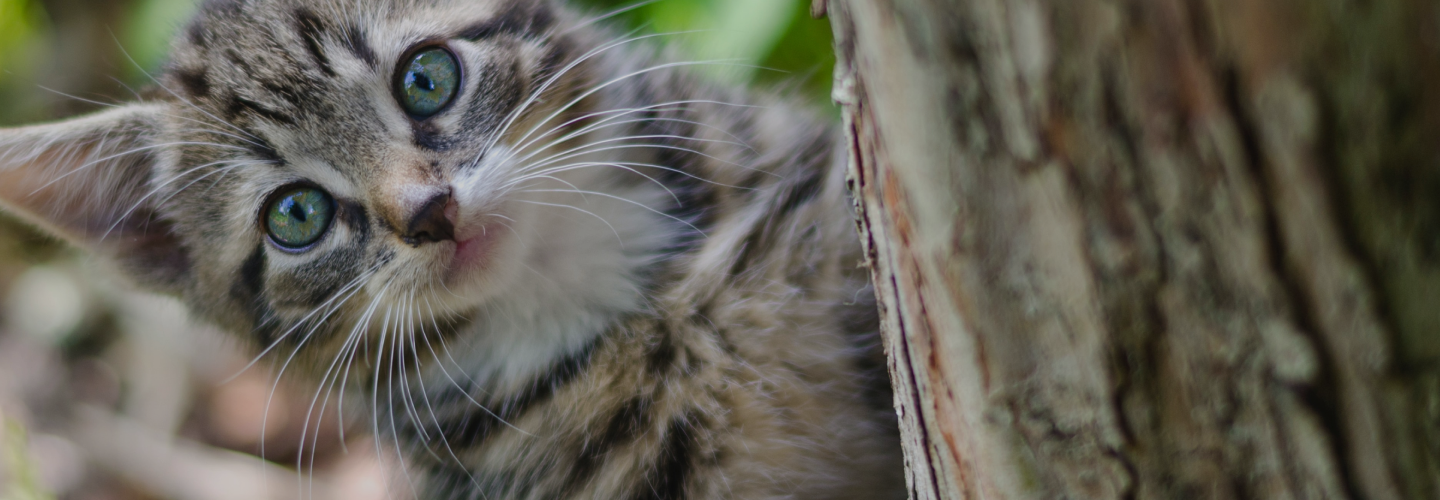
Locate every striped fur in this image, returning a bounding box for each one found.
[0,0,903,498]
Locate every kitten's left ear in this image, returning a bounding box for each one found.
[0,104,191,293]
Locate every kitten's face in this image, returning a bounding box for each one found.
[0,0,666,374]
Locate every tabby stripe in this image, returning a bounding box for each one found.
[175,68,211,99]
[559,396,655,495]
[535,36,574,84]
[437,339,599,446]
[457,2,554,41]
[294,9,336,77]
[423,462,519,500]
[634,413,700,500]
[226,96,297,125]
[646,107,717,252]
[411,121,450,151]
[728,134,833,278]
[246,136,282,165]
[773,163,825,220]
[342,24,378,69]
[338,199,370,239]
[231,243,279,346]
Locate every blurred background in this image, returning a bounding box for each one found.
[0,1,835,498]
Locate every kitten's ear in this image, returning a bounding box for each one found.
[0,104,191,293]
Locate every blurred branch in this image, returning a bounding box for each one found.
[70,406,336,500]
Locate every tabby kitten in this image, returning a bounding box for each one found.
[0,0,903,498]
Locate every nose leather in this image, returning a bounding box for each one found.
[397,188,455,246]
[378,182,454,247]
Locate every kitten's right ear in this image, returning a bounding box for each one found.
[0,104,192,293]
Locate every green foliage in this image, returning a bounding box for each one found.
[122,0,200,78]
[0,0,46,69]
[1,414,55,500]
[571,0,836,107]
[0,0,835,122]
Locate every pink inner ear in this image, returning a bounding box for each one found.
[0,142,118,236]
[0,105,163,244]
[0,104,190,292]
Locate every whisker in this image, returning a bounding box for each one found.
[511,198,625,247]
[409,301,490,498]
[510,134,746,173]
[499,58,759,167]
[102,159,264,240]
[480,30,709,160]
[558,0,663,36]
[383,303,423,500]
[259,266,380,467]
[34,83,268,150]
[370,304,397,499]
[506,99,760,161]
[418,295,532,437]
[518,187,706,236]
[111,35,263,143]
[224,263,381,385]
[19,141,249,197]
[512,159,751,194]
[293,271,384,496]
[396,294,432,446]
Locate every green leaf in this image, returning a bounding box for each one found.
[0,0,48,77]
[1,413,55,500]
[122,0,199,78]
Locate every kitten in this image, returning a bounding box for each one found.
[0,0,903,498]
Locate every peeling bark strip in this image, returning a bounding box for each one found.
[822,0,1440,499]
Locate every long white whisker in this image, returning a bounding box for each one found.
[510,134,746,175]
[511,199,624,246]
[396,293,431,446]
[500,59,757,166]
[21,141,248,197]
[336,278,400,450]
[512,160,750,194]
[370,304,397,500]
[418,296,532,437]
[383,303,423,500]
[225,263,380,384]
[102,159,263,240]
[409,298,491,498]
[112,36,263,142]
[294,270,384,497]
[505,99,759,161]
[521,187,705,236]
[558,0,663,36]
[258,266,379,464]
[480,30,716,163]
[34,84,268,149]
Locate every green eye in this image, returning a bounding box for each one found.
[265,187,335,249]
[397,47,461,118]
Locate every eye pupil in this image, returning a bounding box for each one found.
[288,201,308,223]
[396,47,459,118]
[414,73,435,92]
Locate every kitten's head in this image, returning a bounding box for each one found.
[0,0,672,374]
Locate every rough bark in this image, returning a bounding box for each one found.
[820,0,1440,499]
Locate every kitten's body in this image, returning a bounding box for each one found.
[0,0,903,498]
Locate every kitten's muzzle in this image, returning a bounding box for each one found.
[398,188,456,247]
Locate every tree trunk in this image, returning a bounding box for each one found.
[819,0,1440,499]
